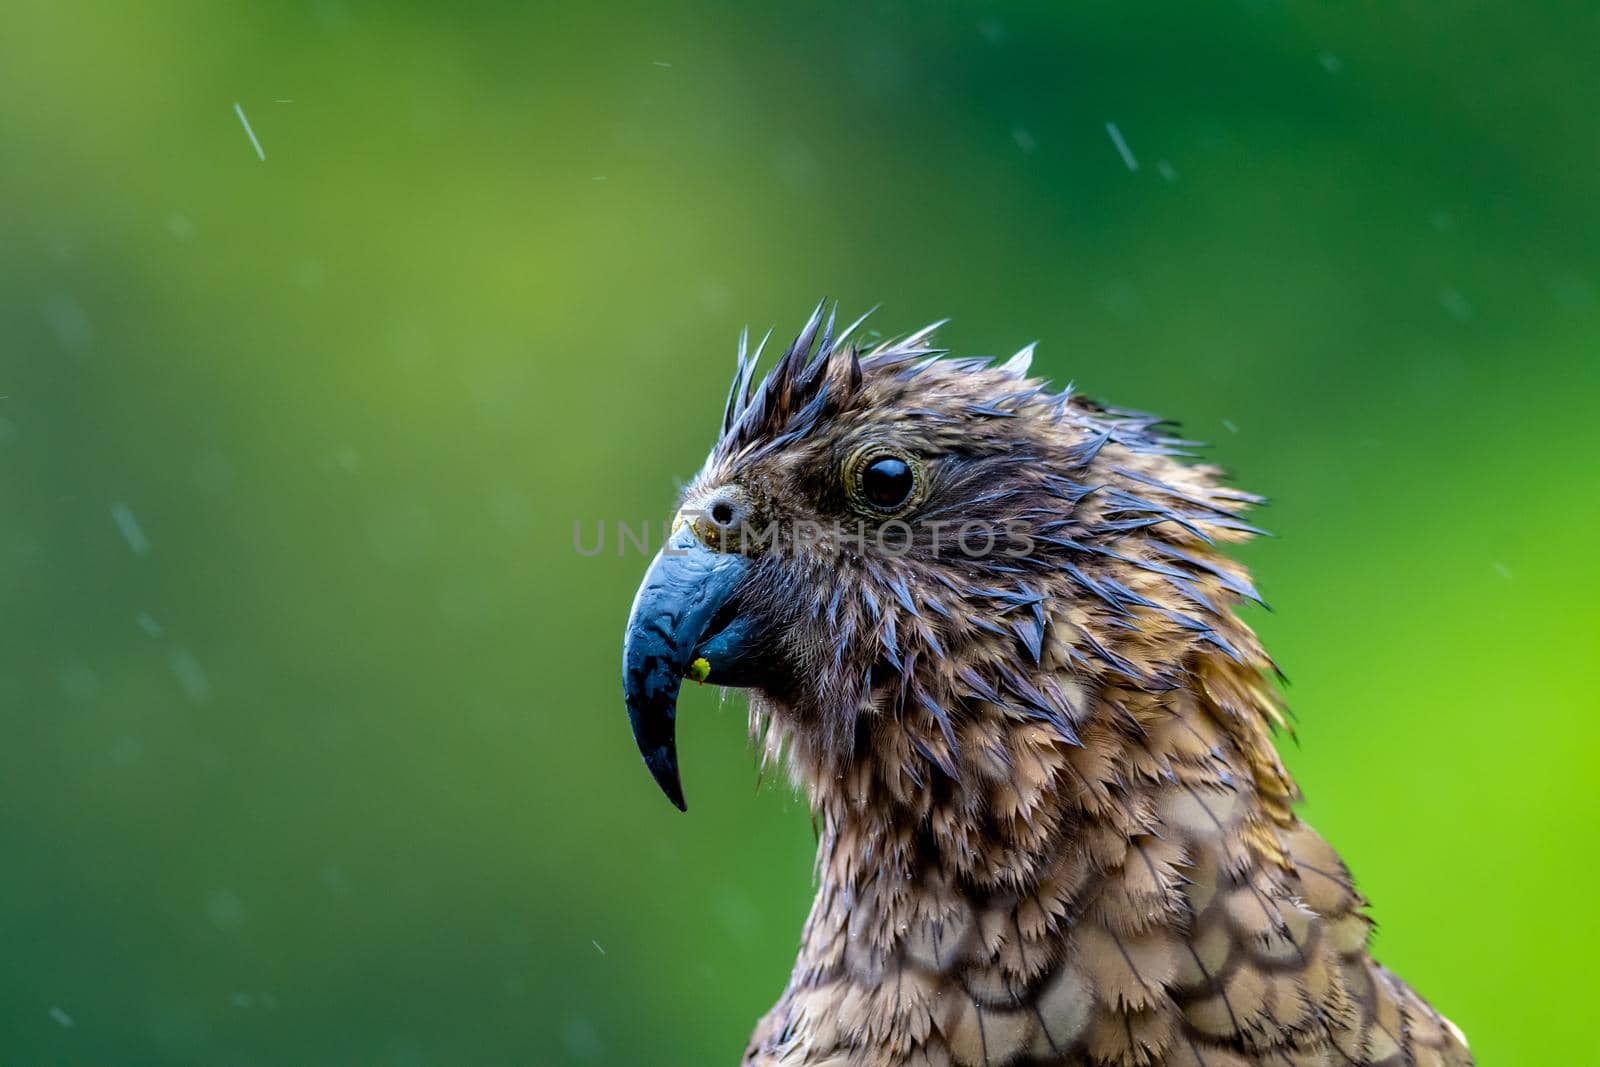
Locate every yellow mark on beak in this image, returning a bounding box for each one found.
[688,657,711,684]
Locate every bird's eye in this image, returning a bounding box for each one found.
[862,456,913,508]
[845,447,925,516]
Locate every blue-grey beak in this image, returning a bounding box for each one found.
[621,524,758,811]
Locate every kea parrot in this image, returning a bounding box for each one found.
[621,304,1472,1067]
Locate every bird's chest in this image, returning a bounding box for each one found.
[740,779,1322,1067]
[740,816,1126,1067]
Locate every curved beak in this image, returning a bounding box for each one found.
[621,524,758,811]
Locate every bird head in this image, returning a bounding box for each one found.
[622,303,1271,812]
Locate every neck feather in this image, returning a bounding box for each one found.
[746,614,1299,1060]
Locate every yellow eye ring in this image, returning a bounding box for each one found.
[843,446,926,517]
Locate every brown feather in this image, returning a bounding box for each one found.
[678,313,1474,1067]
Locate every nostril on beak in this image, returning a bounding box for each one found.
[690,487,754,547]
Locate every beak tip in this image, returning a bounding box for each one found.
[644,746,688,812]
[655,770,688,812]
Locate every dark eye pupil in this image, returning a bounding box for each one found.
[862,456,914,509]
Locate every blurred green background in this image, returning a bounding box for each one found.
[2,1,1597,1063]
